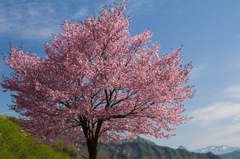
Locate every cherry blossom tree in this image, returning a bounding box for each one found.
[1,2,194,159]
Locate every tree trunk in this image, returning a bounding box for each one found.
[86,138,98,159]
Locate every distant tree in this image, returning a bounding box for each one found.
[1,2,194,159]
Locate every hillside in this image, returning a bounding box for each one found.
[0,115,71,159]
[219,150,240,159]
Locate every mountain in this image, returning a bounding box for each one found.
[178,145,188,151]
[219,150,240,159]
[96,143,220,159]
[76,137,220,159]
[193,145,240,155]
[120,136,156,146]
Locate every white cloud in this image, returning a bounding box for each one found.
[127,0,170,14]
[190,102,240,126]
[189,63,207,79]
[0,1,58,40]
[189,123,240,149]
[0,1,89,40]
[0,0,176,40]
[224,85,240,99]
[73,8,89,19]
[185,101,240,149]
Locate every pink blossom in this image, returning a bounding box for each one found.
[1,2,194,159]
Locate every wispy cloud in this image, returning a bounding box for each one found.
[224,85,240,99]
[0,0,177,40]
[127,0,170,15]
[73,7,89,19]
[0,1,89,40]
[190,102,240,126]
[189,123,240,149]
[0,1,56,39]
[188,101,240,148]
[189,63,208,79]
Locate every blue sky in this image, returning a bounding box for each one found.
[1,0,240,150]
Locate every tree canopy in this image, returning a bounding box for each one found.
[1,2,194,159]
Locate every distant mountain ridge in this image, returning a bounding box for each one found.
[94,142,220,159]
[193,145,240,155]
[77,137,220,159]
